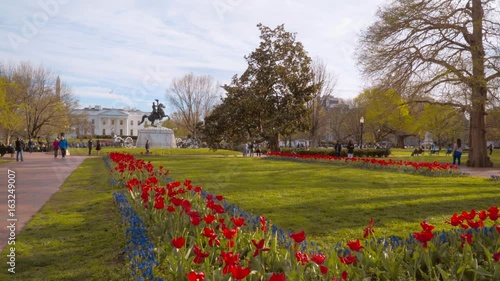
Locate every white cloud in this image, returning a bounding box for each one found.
[0,0,386,112]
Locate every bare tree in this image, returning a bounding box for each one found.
[166,73,220,138]
[328,99,359,143]
[357,0,500,167]
[307,59,336,147]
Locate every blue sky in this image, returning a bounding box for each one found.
[0,0,387,113]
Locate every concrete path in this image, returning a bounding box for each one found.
[0,152,87,252]
[459,166,500,178]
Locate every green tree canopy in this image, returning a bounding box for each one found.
[416,103,467,147]
[356,88,415,148]
[203,24,319,151]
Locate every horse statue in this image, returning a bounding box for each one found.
[138,102,169,127]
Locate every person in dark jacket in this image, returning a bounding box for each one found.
[88,138,93,156]
[145,139,150,154]
[347,140,355,158]
[15,137,25,162]
[53,138,59,158]
[95,139,101,155]
[334,140,342,157]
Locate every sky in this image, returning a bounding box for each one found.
[0,0,387,113]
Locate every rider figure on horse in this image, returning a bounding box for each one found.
[152,99,159,116]
[139,99,168,126]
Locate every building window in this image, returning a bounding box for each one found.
[120,129,123,136]
[103,120,106,125]
[111,120,115,125]
[130,129,133,136]
[102,129,106,135]
[91,119,95,125]
[120,120,123,125]
[130,120,133,125]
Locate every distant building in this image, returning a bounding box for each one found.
[325,96,341,109]
[74,105,149,137]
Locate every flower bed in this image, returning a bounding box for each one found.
[108,152,499,280]
[266,151,462,177]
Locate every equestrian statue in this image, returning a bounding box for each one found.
[138,99,169,127]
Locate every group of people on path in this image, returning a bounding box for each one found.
[243,142,262,157]
[52,137,103,158]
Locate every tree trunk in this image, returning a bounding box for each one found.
[467,0,493,167]
[467,97,492,167]
[397,135,405,148]
[268,134,280,152]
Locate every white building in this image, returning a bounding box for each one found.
[74,105,149,137]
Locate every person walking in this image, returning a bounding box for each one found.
[59,136,68,159]
[347,140,355,158]
[452,138,463,166]
[88,138,93,156]
[28,138,35,153]
[95,139,101,155]
[145,139,150,154]
[334,140,342,157]
[15,137,25,162]
[488,143,493,155]
[52,138,59,158]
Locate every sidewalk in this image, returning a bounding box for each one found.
[0,152,88,252]
[459,166,500,178]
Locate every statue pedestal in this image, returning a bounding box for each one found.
[136,127,177,149]
[422,131,433,148]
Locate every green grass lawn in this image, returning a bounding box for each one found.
[0,158,129,281]
[67,146,240,156]
[138,155,499,250]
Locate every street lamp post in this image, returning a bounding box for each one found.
[360,117,364,149]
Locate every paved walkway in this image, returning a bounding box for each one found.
[459,166,500,178]
[0,152,87,252]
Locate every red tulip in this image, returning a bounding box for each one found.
[260,216,267,232]
[203,214,216,224]
[171,236,185,249]
[187,271,205,281]
[295,251,309,265]
[363,218,375,238]
[493,252,500,262]
[267,273,286,281]
[222,226,238,240]
[251,239,270,257]
[153,196,165,209]
[339,254,356,265]
[420,221,435,232]
[414,230,434,248]
[221,251,240,274]
[290,230,306,243]
[310,254,326,265]
[230,265,250,280]
[478,210,488,221]
[460,232,473,247]
[190,216,202,226]
[347,239,364,251]
[231,217,246,228]
[320,265,328,274]
[193,244,210,264]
